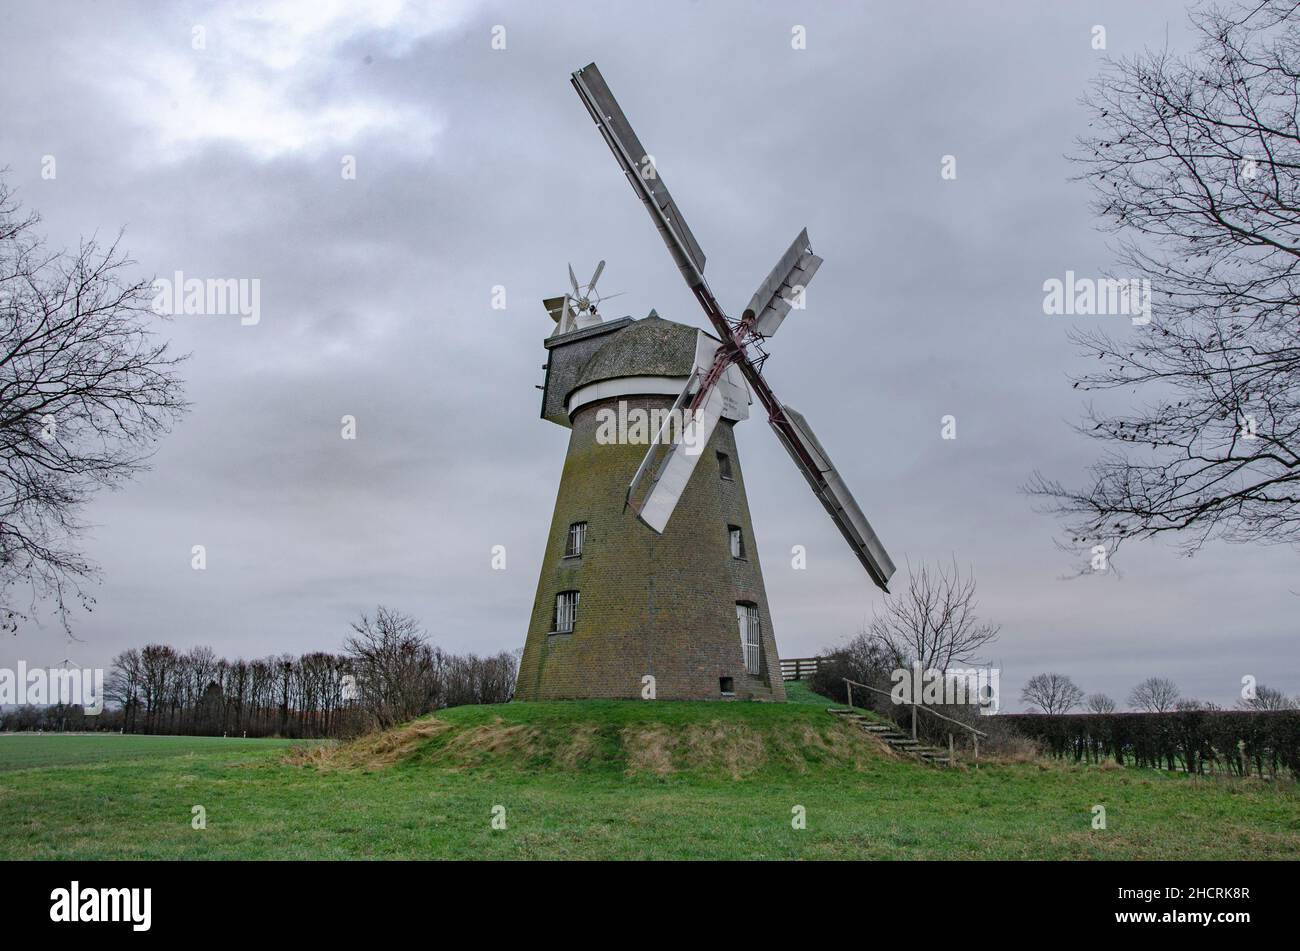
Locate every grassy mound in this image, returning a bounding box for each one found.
[292,681,895,778]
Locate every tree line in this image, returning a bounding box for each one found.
[1020,672,1297,715]
[1002,709,1300,780]
[1,606,518,737]
[105,644,357,738]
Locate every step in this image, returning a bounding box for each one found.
[826,707,952,766]
[837,720,951,763]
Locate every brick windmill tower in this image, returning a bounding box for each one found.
[515,64,896,702]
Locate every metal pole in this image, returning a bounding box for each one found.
[911,704,917,740]
[974,735,979,764]
[846,681,853,711]
[949,733,954,768]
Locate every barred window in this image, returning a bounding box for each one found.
[736,602,760,675]
[717,451,733,480]
[565,521,587,557]
[555,591,579,633]
[728,525,744,559]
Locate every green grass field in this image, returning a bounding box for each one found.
[2,683,1297,860]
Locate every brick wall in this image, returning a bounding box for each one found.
[516,394,786,702]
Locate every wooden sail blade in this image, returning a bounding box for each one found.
[769,404,895,591]
[626,369,725,532]
[571,62,708,288]
[744,228,823,338]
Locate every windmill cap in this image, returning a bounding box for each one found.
[567,315,704,400]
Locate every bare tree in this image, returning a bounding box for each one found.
[1085,692,1117,714]
[1129,676,1182,712]
[1027,1,1300,562]
[1238,683,1296,710]
[138,643,178,733]
[865,559,999,672]
[105,647,143,731]
[0,176,187,632]
[1021,673,1085,714]
[343,605,444,729]
[443,650,518,707]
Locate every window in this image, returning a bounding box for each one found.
[728,525,745,559]
[565,521,587,557]
[736,602,761,675]
[554,591,579,633]
[719,677,735,696]
[717,451,733,480]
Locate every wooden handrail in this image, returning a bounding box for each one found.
[842,677,988,739]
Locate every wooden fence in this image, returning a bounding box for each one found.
[780,657,819,681]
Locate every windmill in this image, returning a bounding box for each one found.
[543,260,620,335]
[516,63,896,703]
[571,62,896,591]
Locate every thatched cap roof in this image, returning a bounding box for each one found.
[570,316,702,394]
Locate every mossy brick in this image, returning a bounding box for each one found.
[518,315,785,703]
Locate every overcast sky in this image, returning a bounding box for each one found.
[1,0,1295,711]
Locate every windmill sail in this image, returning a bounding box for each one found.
[744,228,823,338]
[627,368,726,532]
[769,404,896,591]
[571,63,708,288]
[570,60,897,592]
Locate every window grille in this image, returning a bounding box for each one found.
[565,521,587,557]
[555,591,579,633]
[736,602,760,675]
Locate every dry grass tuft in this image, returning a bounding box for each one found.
[621,727,675,775]
[681,721,769,778]
[619,718,886,777]
[553,724,601,770]
[287,718,451,771]
[979,736,1044,766]
[439,720,541,767]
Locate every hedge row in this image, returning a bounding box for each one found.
[1001,710,1300,778]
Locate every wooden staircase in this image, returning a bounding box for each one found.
[828,707,952,767]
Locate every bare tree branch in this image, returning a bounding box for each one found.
[0,173,187,632]
[1027,1,1300,563]
[865,559,1000,672]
